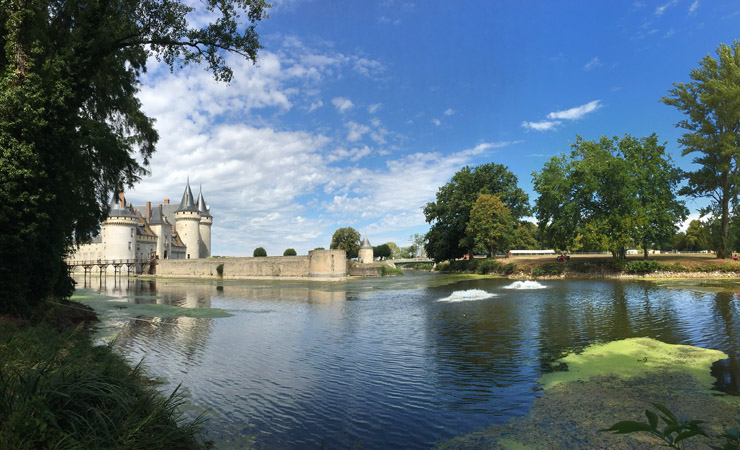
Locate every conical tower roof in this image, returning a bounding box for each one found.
[360,236,372,249]
[175,179,199,213]
[108,192,134,218]
[196,186,212,218]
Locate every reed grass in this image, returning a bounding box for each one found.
[0,307,209,449]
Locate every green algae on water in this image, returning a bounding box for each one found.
[538,337,727,390]
[73,289,232,319]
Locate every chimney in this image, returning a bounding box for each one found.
[119,189,125,208]
[146,202,151,222]
[164,198,170,204]
[171,225,176,234]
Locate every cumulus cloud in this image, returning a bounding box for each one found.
[444,108,455,116]
[332,97,355,112]
[546,100,602,120]
[689,0,699,14]
[345,121,371,142]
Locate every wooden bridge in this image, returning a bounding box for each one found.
[66,258,157,277]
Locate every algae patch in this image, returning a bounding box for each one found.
[539,337,727,390]
[72,289,232,319]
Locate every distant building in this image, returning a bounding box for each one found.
[358,236,374,264]
[68,180,213,269]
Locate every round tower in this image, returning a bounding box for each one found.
[102,191,137,262]
[148,204,172,259]
[358,236,374,264]
[196,187,213,258]
[174,180,201,259]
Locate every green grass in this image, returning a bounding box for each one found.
[380,265,403,276]
[0,305,209,449]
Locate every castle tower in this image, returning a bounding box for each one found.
[358,236,374,264]
[148,204,172,259]
[196,187,213,258]
[102,190,137,261]
[174,180,201,259]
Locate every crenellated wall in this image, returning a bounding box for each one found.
[156,250,347,281]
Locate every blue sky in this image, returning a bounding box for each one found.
[129,0,740,256]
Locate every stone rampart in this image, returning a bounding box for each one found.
[155,249,347,281]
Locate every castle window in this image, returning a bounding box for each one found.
[128,242,131,250]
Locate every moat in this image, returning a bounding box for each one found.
[74,272,740,449]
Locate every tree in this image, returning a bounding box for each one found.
[373,244,391,260]
[0,0,268,314]
[410,233,426,257]
[511,221,540,250]
[253,247,267,257]
[684,219,710,251]
[385,242,401,259]
[330,227,361,259]
[533,134,686,259]
[661,41,740,258]
[283,248,297,256]
[424,163,530,262]
[466,194,514,257]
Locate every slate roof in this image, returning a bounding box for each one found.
[175,180,199,213]
[360,236,372,249]
[196,187,212,218]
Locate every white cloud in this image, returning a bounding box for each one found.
[655,0,677,15]
[521,120,561,131]
[353,58,385,78]
[444,108,455,116]
[546,100,602,120]
[332,97,355,113]
[431,118,441,126]
[307,100,323,112]
[345,121,371,142]
[689,0,699,14]
[584,57,602,71]
[368,103,382,114]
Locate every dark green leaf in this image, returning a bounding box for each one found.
[601,421,654,434]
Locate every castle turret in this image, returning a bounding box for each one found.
[174,180,201,259]
[102,190,137,262]
[358,236,374,264]
[196,187,213,258]
[149,204,172,259]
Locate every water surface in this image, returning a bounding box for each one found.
[75,273,740,449]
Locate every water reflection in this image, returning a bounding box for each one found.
[75,275,740,450]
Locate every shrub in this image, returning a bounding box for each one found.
[380,265,403,276]
[216,263,224,277]
[502,263,517,275]
[531,263,564,276]
[477,259,503,274]
[625,260,667,274]
[253,247,267,257]
[283,248,297,256]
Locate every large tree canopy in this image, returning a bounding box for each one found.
[0,0,268,313]
[423,163,529,262]
[466,193,514,257]
[533,134,687,259]
[330,227,361,259]
[661,40,740,258]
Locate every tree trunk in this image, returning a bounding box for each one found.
[719,170,732,259]
[643,246,648,260]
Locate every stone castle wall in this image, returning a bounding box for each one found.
[156,249,347,281]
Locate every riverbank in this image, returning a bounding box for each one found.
[0,301,208,449]
[435,253,740,279]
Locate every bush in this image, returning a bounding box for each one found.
[477,259,503,274]
[253,247,267,257]
[625,260,667,274]
[283,248,297,256]
[567,261,590,273]
[531,263,564,276]
[216,263,224,277]
[380,265,403,276]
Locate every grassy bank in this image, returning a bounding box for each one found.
[0,301,208,449]
[435,253,740,278]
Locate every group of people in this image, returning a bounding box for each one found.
[557,254,570,262]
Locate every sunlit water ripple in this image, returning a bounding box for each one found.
[79,274,740,449]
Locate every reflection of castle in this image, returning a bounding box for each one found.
[69,180,212,263]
